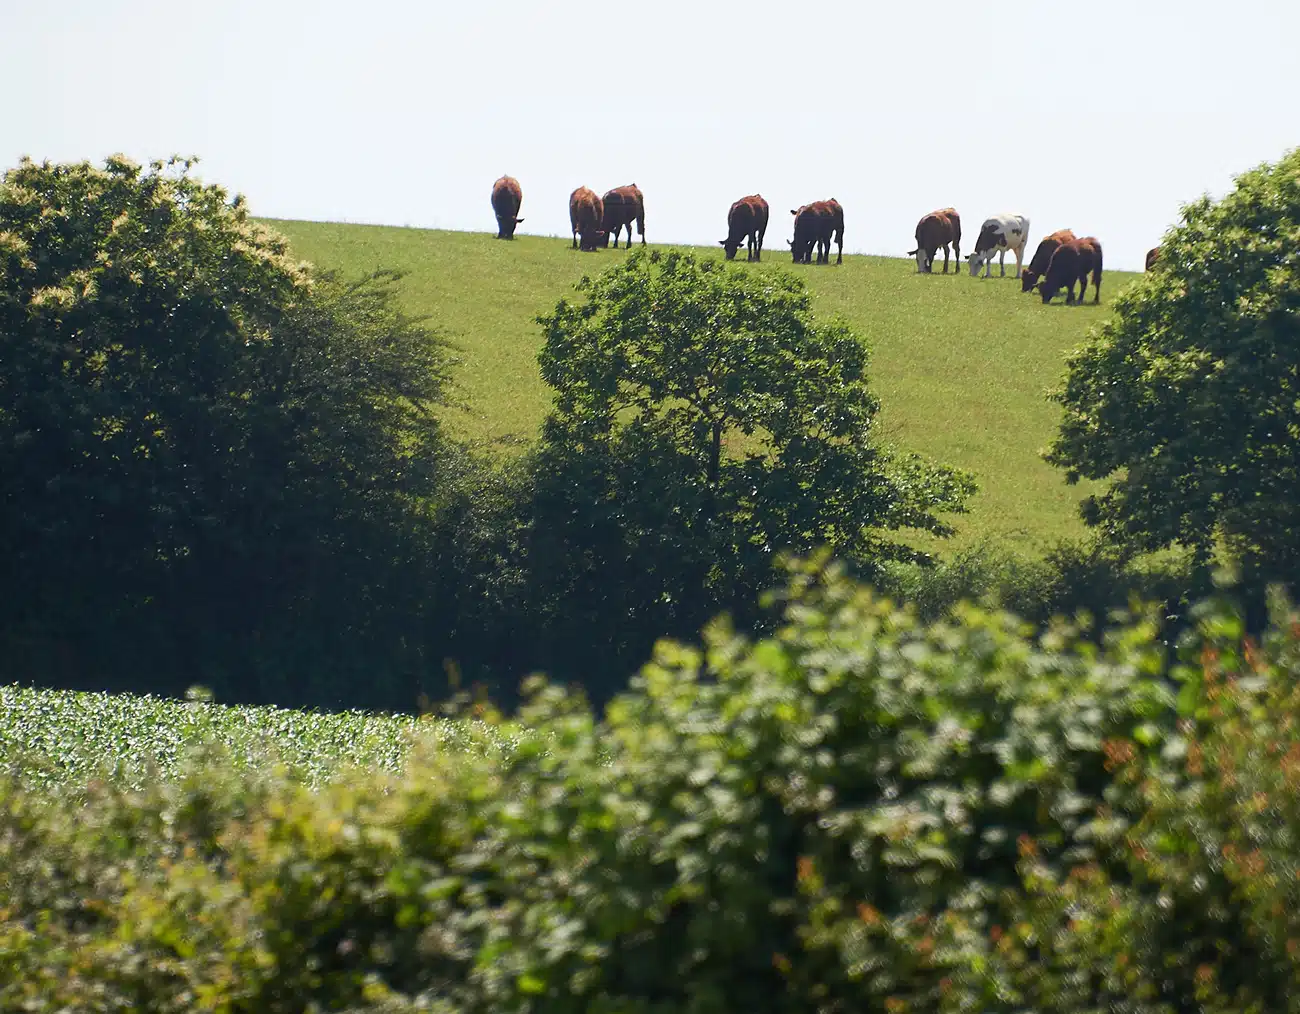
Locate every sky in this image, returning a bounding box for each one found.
[4,0,1297,272]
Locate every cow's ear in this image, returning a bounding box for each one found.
[790,209,798,216]
[718,240,727,246]
[515,217,525,224]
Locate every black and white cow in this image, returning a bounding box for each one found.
[967,214,1030,278]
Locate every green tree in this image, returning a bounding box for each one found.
[1046,147,1300,584]
[525,250,974,694]
[0,155,453,708]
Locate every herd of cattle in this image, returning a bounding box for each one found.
[489,175,1163,306]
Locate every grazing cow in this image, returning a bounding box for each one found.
[1020,229,1077,292]
[490,175,524,240]
[789,199,845,265]
[720,194,770,261]
[600,184,646,249]
[569,186,607,252]
[1145,246,1161,270]
[908,207,962,273]
[967,214,1030,278]
[1038,236,1104,305]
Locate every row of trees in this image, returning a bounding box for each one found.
[2,148,1298,709]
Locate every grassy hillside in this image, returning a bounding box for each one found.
[262,220,1140,553]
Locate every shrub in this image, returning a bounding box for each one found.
[1,560,1190,1012]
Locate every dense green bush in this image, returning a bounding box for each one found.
[11,560,1254,1013]
[878,537,1198,637]
[0,155,457,709]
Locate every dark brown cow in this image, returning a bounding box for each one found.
[720,194,770,261]
[908,207,962,274]
[1038,236,1104,305]
[1020,229,1078,292]
[600,184,645,249]
[1145,246,1161,270]
[569,186,607,252]
[789,199,845,265]
[490,175,524,240]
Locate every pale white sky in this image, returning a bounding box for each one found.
[4,0,1296,271]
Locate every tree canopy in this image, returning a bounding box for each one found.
[1046,147,1300,581]
[0,155,454,707]
[523,250,975,688]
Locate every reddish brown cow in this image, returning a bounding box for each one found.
[720,194,770,261]
[789,199,845,265]
[1020,229,1078,292]
[1145,246,1161,270]
[490,175,524,240]
[600,184,645,249]
[1038,236,1104,305]
[908,207,962,274]
[569,186,607,252]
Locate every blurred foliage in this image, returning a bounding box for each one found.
[11,563,1295,1011]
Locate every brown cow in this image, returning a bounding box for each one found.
[789,199,845,265]
[908,207,961,274]
[1145,246,1161,270]
[720,194,770,261]
[1020,229,1078,292]
[569,187,607,252]
[490,175,524,240]
[1038,236,1104,305]
[600,184,645,249]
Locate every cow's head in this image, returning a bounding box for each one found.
[1020,269,1040,293]
[1037,279,1059,304]
[498,215,524,239]
[911,247,934,273]
[720,237,742,260]
[579,228,607,252]
[967,251,990,277]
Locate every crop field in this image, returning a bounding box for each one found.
[262,220,1142,554]
[0,684,535,793]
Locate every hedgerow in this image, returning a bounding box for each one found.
[9,561,1292,1012]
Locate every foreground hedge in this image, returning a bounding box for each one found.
[2,562,1297,1012]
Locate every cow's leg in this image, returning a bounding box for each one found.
[572,229,578,249]
[953,239,960,274]
[835,231,843,265]
[998,249,1007,276]
[638,214,646,245]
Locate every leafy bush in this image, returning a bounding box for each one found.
[1,560,1204,1013]
[878,538,1198,637]
[1047,145,1300,589]
[0,155,457,709]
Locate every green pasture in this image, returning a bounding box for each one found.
[262,220,1141,553]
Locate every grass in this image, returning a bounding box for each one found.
[262,219,1141,555]
[0,683,536,793]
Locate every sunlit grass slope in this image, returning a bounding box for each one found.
[263,220,1140,553]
